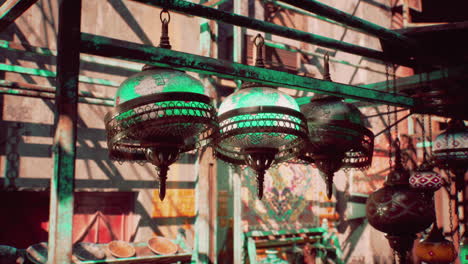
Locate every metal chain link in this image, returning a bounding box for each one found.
[392,64,398,139]
[385,64,392,169]
[447,169,456,243]
[421,114,427,162]
[428,113,433,157]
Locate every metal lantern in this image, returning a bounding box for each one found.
[366,139,435,263]
[104,10,218,200]
[414,225,457,264]
[214,34,308,199]
[460,232,468,264]
[299,54,374,199]
[433,119,468,192]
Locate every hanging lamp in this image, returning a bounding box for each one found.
[433,119,468,192]
[299,54,374,199]
[214,34,308,199]
[104,10,218,200]
[410,116,442,192]
[414,224,457,264]
[366,138,435,263]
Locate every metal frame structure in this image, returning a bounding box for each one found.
[0,0,462,263]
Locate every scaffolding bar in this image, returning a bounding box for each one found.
[81,33,414,108]
[129,0,411,66]
[0,80,114,101]
[0,63,119,87]
[0,0,39,32]
[0,88,113,106]
[0,39,141,73]
[278,0,414,46]
[48,0,82,263]
[264,40,393,76]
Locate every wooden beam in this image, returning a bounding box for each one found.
[0,0,38,32]
[48,0,82,263]
[80,33,415,108]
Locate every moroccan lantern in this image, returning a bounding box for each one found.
[433,119,468,192]
[414,225,457,264]
[366,139,435,263]
[410,116,442,193]
[104,10,218,200]
[299,54,374,199]
[214,34,308,199]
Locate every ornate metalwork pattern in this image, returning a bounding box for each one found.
[105,92,217,163]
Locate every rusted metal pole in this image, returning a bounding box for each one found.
[278,0,414,47]
[129,0,413,66]
[47,0,82,263]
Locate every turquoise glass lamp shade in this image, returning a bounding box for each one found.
[105,66,218,200]
[215,83,308,199]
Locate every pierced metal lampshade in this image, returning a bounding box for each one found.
[105,67,217,201]
[299,55,374,199]
[214,34,308,200]
[433,119,468,192]
[105,10,218,201]
[215,82,308,199]
[366,139,434,263]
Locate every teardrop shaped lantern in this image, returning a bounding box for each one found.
[104,10,218,201]
[414,224,457,264]
[366,139,434,263]
[214,34,308,199]
[433,119,468,192]
[299,54,374,199]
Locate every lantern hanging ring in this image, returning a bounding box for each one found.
[160,9,171,24]
[253,33,265,48]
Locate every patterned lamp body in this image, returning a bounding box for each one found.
[105,66,218,200]
[460,235,468,264]
[414,225,457,264]
[300,96,374,198]
[410,162,442,192]
[215,83,308,199]
[366,141,434,263]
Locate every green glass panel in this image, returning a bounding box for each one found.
[115,69,208,105]
[218,87,299,115]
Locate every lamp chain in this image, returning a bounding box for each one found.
[421,115,427,162]
[428,114,433,157]
[385,64,392,169]
[392,64,398,139]
[447,169,456,243]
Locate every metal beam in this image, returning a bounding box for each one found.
[278,0,414,47]
[0,63,119,87]
[0,80,113,106]
[0,39,141,73]
[0,0,38,32]
[264,40,394,76]
[80,33,415,108]
[48,0,81,263]
[128,0,413,66]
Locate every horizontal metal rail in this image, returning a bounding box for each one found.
[0,63,119,87]
[0,87,113,106]
[278,0,414,47]
[264,40,394,76]
[80,33,415,108]
[0,79,114,101]
[129,0,412,66]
